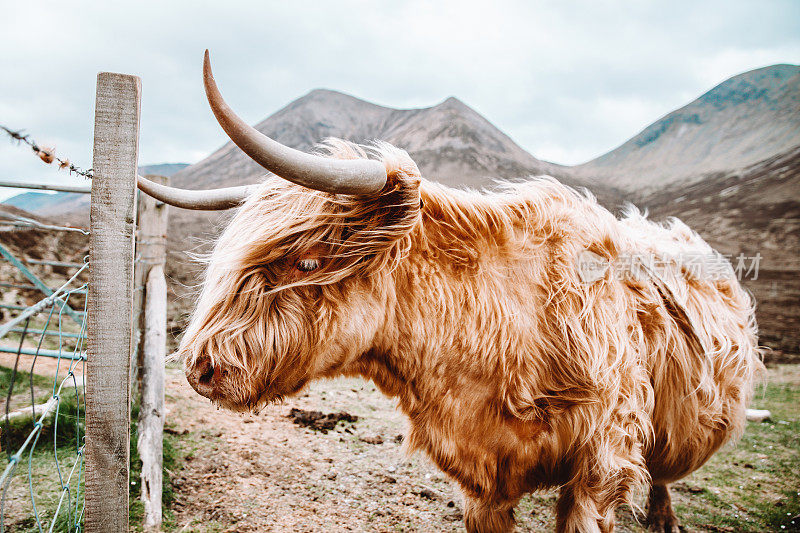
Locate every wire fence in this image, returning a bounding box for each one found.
[0,123,93,531]
[0,211,88,235]
[0,235,90,532]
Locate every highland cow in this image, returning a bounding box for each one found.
[137,51,762,533]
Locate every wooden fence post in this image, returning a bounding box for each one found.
[86,72,141,533]
[139,264,166,530]
[133,175,169,381]
[135,175,169,530]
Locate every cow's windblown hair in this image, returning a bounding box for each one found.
[178,138,762,532]
[202,139,422,292]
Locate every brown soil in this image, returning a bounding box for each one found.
[286,408,359,433]
[165,369,471,533]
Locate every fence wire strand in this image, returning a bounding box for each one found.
[0,212,88,235]
[0,125,92,179]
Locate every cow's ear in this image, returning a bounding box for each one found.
[315,146,421,270]
[370,162,422,227]
[341,154,421,248]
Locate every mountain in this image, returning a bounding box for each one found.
[172,89,575,192]
[139,163,191,177]
[638,144,800,354]
[2,191,78,214]
[167,90,624,278]
[574,64,800,194]
[568,64,800,357]
[164,89,614,278]
[5,66,795,355]
[1,163,189,219]
[163,89,624,339]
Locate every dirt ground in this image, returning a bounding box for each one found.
[164,369,470,533]
[160,364,800,533]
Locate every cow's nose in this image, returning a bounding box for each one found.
[187,355,218,398]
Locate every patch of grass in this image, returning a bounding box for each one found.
[515,365,800,532]
[2,366,196,532]
[652,364,800,532]
[761,489,800,531]
[0,364,53,392]
[0,361,85,532]
[0,410,85,532]
[5,397,192,533]
[2,389,84,455]
[0,364,54,410]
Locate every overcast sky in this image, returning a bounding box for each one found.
[1,0,798,200]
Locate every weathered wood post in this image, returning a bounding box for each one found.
[139,263,167,530]
[86,72,141,533]
[135,175,169,530]
[133,175,170,383]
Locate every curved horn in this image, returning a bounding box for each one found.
[203,50,387,195]
[137,175,257,210]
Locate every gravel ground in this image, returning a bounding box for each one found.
[166,369,473,532]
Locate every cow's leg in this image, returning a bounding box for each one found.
[463,496,516,533]
[599,513,615,533]
[555,485,604,533]
[645,484,680,533]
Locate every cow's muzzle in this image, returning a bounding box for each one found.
[186,355,222,399]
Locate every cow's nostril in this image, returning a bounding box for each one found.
[187,356,218,398]
[198,360,215,384]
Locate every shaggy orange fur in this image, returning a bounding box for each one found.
[179,140,762,533]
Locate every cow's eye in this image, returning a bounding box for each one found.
[296,259,320,272]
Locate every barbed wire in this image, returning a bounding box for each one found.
[0,125,93,179]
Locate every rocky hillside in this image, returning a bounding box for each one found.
[643,145,800,270]
[639,145,800,354]
[574,64,800,194]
